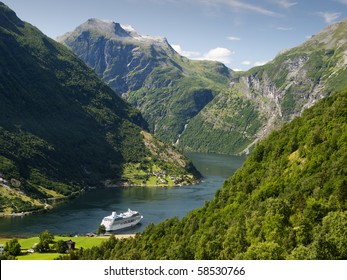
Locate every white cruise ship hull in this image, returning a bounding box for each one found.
[100,209,143,231]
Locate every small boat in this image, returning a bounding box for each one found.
[100,209,143,231]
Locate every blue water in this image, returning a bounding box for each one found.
[0,153,245,237]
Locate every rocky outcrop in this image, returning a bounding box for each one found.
[57,19,179,97]
[229,20,347,153]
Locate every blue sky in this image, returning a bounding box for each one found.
[4,0,347,71]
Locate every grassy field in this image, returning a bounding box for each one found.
[1,235,133,260]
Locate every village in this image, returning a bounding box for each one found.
[120,169,191,187]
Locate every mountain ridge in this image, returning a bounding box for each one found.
[57,18,170,47]
[60,17,347,154]
[179,18,347,154]
[58,20,232,144]
[0,2,200,214]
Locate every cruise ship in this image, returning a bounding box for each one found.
[100,209,143,231]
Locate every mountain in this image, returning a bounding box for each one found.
[57,19,178,95]
[59,19,347,155]
[179,19,347,154]
[61,87,347,260]
[0,3,199,215]
[57,19,232,144]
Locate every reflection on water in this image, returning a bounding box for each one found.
[187,152,246,178]
[0,153,245,237]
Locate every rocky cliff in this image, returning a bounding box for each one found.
[180,19,347,154]
[58,20,232,144]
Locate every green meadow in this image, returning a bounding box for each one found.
[1,235,109,260]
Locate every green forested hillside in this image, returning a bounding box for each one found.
[64,89,347,260]
[125,59,231,144]
[178,87,262,154]
[0,3,199,214]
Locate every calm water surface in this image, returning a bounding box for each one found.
[0,153,245,237]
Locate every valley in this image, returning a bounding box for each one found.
[1,1,347,261]
[0,2,200,215]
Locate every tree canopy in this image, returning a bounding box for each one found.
[59,89,347,260]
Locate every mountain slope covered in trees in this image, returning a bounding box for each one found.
[63,88,347,260]
[0,3,199,214]
[61,19,347,155]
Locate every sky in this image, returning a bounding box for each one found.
[4,0,347,71]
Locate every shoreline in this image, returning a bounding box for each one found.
[1,177,202,218]
[0,211,32,217]
[97,233,136,239]
[0,233,137,240]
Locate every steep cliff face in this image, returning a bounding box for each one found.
[234,20,347,152]
[58,20,232,144]
[179,19,347,154]
[58,19,176,95]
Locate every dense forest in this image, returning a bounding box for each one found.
[59,88,347,260]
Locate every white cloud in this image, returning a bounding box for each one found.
[317,11,341,24]
[241,60,251,65]
[254,61,268,67]
[139,0,283,17]
[198,0,282,17]
[227,36,241,41]
[172,44,201,58]
[121,24,136,32]
[172,45,234,65]
[336,0,347,5]
[276,26,293,31]
[229,0,281,16]
[271,0,298,8]
[203,47,234,64]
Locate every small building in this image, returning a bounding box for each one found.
[65,240,75,251]
[27,243,37,253]
[0,244,4,255]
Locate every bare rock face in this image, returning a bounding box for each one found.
[227,19,347,153]
[58,20,232,144]
[57,19,171,96]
